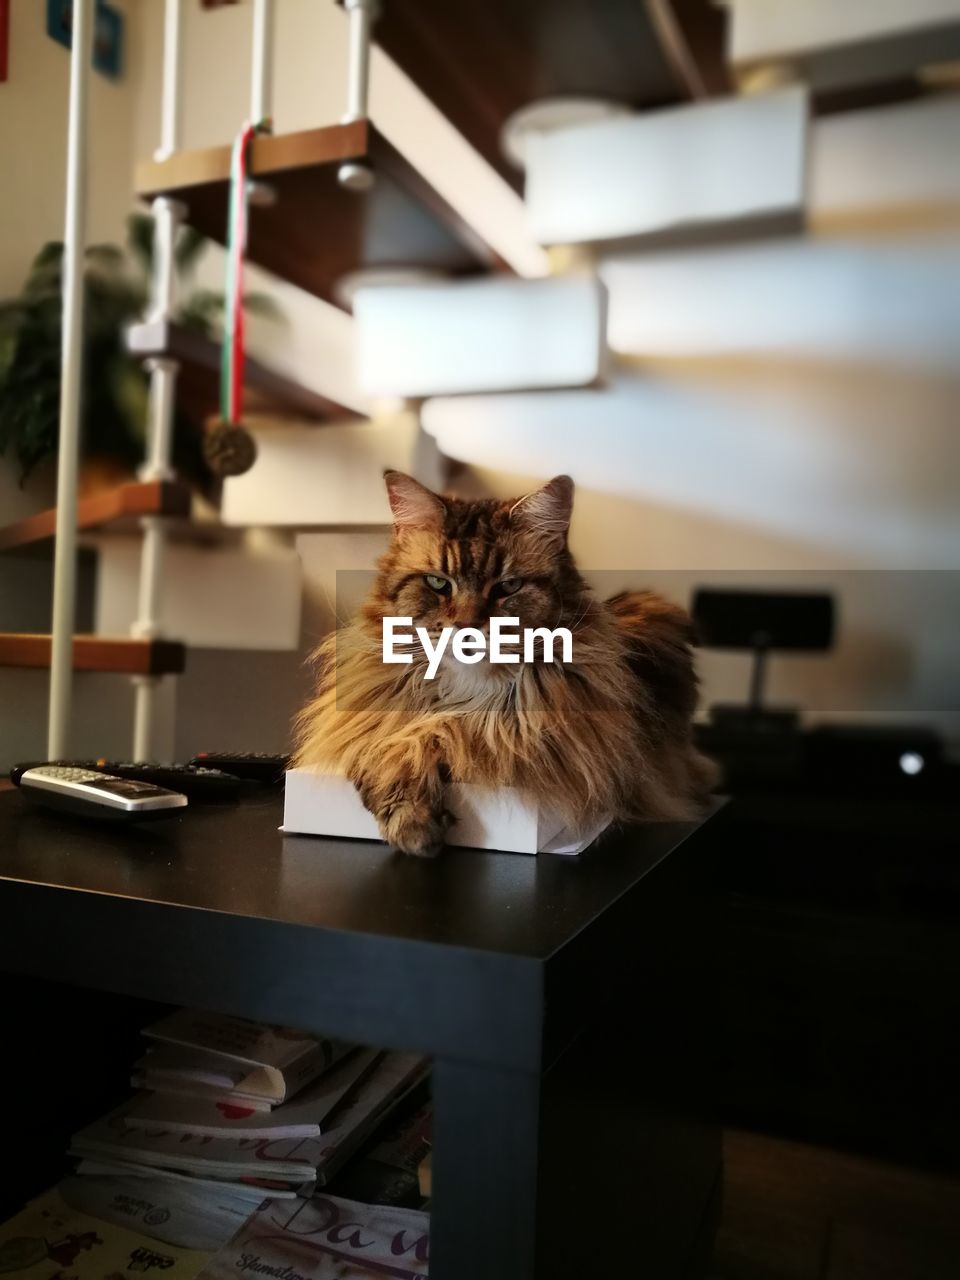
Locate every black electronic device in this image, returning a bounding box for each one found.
[692,588,835,730]
[806,724,945,791]
[188,751,289,784]
[17,765,188,822]
[10,760,241,802]
[693,589,835,653]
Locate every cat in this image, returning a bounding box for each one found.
[293,471,716,856]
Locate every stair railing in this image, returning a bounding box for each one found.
[131,0,190,762]
[48,0,361,760]
[48,0,94,759]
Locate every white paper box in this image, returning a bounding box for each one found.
[283,769,609,855]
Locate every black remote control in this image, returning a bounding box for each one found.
[188,752,289,784]
[18,766,188,823]
[10,759,242,803]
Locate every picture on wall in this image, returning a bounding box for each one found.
[46,0,124,80]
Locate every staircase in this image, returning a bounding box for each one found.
[135,121,507,306]
[7,0,956,763]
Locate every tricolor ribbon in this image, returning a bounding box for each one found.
[220,119,270,426]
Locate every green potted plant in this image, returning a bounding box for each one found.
[0,214,279,494]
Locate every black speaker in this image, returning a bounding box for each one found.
[692,590,835,652]
[692,588,836,729]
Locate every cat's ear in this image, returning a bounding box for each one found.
[510,475,574,539]
[384,471,446,532]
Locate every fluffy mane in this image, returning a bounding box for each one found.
[293,472,714,855]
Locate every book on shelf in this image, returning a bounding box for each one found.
[132,1046,272,1112]
[72,1102,321,1184]
[130,1065,275,1113]
[124,1048,379,1139]
[418,1150,432,1200]
[72,1052,427,1191]
[328,1085,432,1209]
[310,1052,429,1187]
[195,1193,429,1280]
[141,1010,352,1105]
[73,1159,304,1202]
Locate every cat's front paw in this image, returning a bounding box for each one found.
[381,803,453,858]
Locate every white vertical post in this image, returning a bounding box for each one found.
[47,0,94,760]
[140,357,178,481]
[251,0,275,125]
[132,520,168,640]
[132,105,187,760]
[147,197,183,323]
[342,0,378,122]
[132,675,167,763]
[338,0,379,190]
[156,0,184,161]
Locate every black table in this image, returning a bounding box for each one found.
[0,791,721,1278]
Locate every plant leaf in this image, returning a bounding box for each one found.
[126,212,155,277]
[175,226,208,276]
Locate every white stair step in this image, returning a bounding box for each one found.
[354,276,607,397]
[811,96,960,224]
[728,0,960,92]
[523,87,809,252]
[602,97,960,368]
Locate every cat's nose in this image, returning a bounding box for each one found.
[453,599,486,630]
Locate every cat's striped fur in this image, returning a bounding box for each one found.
[293,472,715,856]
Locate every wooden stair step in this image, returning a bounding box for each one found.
[0,481,192,554]
[0,635,186,675]
[128,320,361,424]
[135,120,505,310]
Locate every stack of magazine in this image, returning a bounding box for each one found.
[70,1009,429,1205]
[0,1008,434,1279]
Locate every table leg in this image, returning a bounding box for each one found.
[430,1056,542,1280]
[430,1033,720,1280]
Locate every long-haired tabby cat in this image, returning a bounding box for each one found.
[293,471,715,856]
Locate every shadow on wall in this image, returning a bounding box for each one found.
[422,357,960,571]
[172,650,307,760]
[447,465,960,742]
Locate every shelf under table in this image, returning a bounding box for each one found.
[0,791,722,1279]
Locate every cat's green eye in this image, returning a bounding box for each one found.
[497,577,523,596]
[424,573,451,594]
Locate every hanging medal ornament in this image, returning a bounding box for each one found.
[204,119,268,478]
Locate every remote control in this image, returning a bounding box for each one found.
[188,751,289,784]
[18,766,188,822]
[10,760,241,803]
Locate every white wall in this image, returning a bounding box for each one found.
[0,0,140,295]
[422,97,960,742]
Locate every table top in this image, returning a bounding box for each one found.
[0,790,717,1069]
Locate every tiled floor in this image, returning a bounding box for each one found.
[710,1130,960,1280]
